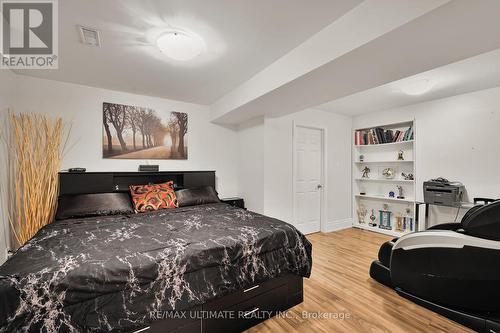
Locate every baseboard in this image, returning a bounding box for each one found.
[322,218,352,233]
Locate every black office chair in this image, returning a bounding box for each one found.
[370,199,500,333]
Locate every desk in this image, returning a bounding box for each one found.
[415,201,475,230]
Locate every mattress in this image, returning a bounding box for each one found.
[0,203,312,332]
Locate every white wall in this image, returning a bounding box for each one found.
[264,109,352,231]
[353,86,500,225]
[237,108,352,231]
[15,75,240,198]
[2,75,353,263]
[237,118,265,213]
[0,70,18,263]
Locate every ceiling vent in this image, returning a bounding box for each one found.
[79,26,101,47]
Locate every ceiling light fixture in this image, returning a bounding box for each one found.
[399,78,435,96]
[156,30,205,61]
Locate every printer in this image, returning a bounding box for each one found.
[423,177,465,207]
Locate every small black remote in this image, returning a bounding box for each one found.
[68,168,86,173]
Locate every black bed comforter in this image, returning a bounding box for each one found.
[0,203,312,332]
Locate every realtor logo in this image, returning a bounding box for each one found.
[1,0,58,69]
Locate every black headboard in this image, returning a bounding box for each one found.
[59,171,215,196]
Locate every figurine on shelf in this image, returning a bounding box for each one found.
[397,185,405,199]
[382,167,395,179]
[361,166,370,178]
[359,154,364,162]
[369,209,377,227]
[398,150,404,161]
[401,172,414,180]
[357,204,368,224]
[389,191,395,198]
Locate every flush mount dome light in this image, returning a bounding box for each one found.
[156,30,205,61]
[400,78,435,96]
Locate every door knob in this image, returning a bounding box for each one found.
[317,184,323,189]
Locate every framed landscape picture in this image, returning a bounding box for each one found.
[102,102,187,159]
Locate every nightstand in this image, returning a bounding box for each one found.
[221,197,245,209]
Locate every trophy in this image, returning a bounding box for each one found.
[394,213,404,232]
[404,208,414,232]
[379,204,392,230]
[369,209,377,227]
[397,185,405,199]
[357,205,367,224]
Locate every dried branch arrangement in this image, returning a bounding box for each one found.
[7,113,65,247]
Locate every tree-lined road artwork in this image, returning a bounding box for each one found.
[109,146,187,159]
[102,102,187,160]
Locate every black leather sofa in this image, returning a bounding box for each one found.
[370,199,500,332]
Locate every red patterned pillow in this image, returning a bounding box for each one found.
[129,181,178,213]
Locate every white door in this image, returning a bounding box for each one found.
[294,126,323,234]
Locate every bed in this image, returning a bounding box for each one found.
[0,171,312,333]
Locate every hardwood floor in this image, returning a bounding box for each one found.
[246,228,472,333]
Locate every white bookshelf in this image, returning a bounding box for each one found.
[354,160,414,165]
[354,194,414,203]
[355,179,414,183]
[352,120,417,237]
[353,140,414,148]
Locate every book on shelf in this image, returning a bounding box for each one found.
[354,126,413,145]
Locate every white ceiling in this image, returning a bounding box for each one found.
[13,0,362,104]
[210,0,500,124]
[12,0,500,123]
[316,48,500,116]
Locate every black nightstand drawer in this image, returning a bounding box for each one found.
[221,197,245,209]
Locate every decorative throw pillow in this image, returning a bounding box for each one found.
[55,193,135,220]
[175,186,220,207]
[129,181,178,213]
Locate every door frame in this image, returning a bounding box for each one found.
[292,122,327,234]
